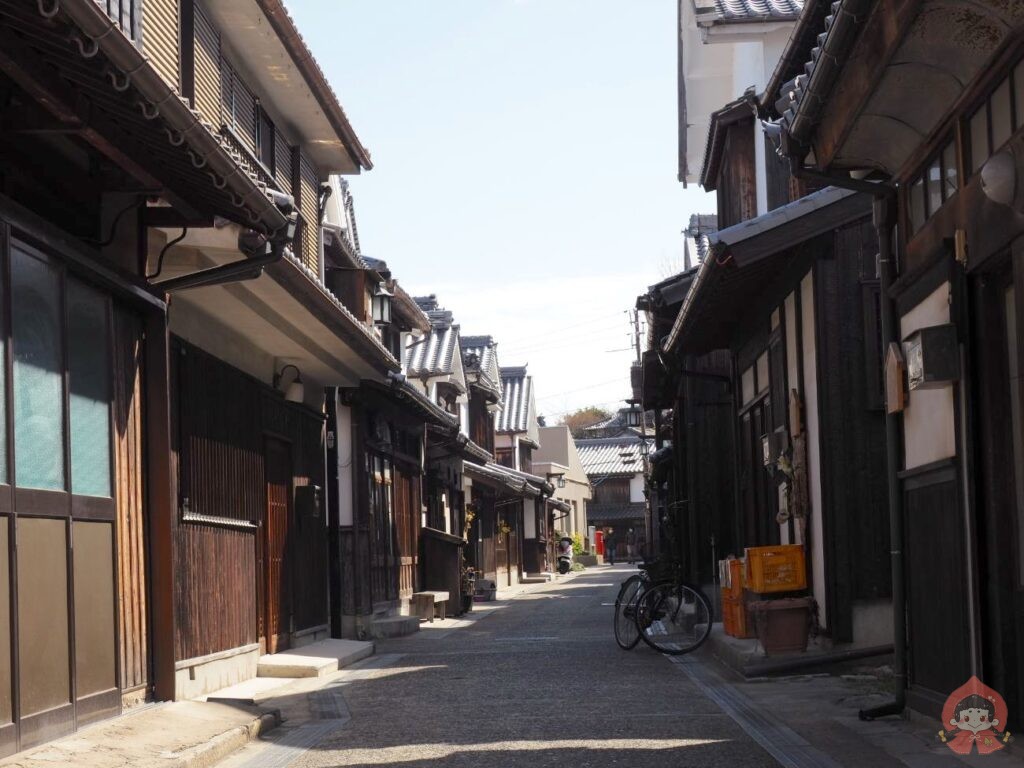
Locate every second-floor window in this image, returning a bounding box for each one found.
[594,477,630,505]
[256,106,275,177]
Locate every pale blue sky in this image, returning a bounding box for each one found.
[289,0,714,418]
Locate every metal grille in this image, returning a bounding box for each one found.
[95,0,142,43]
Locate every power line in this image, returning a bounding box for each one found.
[498,320,635,355]
[536,376,631,402]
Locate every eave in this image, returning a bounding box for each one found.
[0,0,289,235]
[777,0,1024,177]
[663,187,871,355]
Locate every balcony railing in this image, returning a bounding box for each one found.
[218,124,282,196]
[96,0,142,44]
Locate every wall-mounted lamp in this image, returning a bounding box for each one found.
[372,282,394,325]
[981,150,1017,207]
[274,364,305,403]
[546,472,566,489]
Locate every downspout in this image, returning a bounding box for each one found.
[789,157,906,719]
[154,208,298,293]
[860,195,906,721]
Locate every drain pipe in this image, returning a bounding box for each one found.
[859,195,906,721]
[787,153,906,719]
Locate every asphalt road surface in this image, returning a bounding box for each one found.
[291,565,779,768]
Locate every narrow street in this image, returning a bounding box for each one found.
[219,566,779,768]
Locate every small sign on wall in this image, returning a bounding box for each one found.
[885,342,906,414]
[904,323,959,391]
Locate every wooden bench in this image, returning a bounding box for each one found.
[410,591,451,622]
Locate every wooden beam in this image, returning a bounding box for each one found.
[0,30,164,191]
[0,25,204,223]
[144,310,177,701]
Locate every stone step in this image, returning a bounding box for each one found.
[257,638,375,679]
[368,615,420,639]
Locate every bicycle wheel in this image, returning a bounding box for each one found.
[613,574,646,650]
[636,581,713,655]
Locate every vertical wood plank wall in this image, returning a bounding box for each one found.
[171,340,327,662]
[113,308,148,694]
[141,0,179,90]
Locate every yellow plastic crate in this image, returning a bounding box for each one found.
[745,545,807,593]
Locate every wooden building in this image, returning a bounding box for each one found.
[0,0,388,752]
[144,0,401,698]
[634,0,894,654]
[767,0,1024,723]
[405,299,491,613]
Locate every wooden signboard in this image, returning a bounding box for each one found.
[885,342,907,414]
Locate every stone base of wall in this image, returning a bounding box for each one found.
[174,644,260,700]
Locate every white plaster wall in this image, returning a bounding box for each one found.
[169,300,274,386]
[681,2,735,183]
[336,397,354,527]
[801,273,827,629]
[629,473,645,503]
[900,283,956,470]
[523,505,536,539]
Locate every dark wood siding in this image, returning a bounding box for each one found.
[469,392,494,454]
[904,471,971,704]
[193,3,221,128]
[814,219,890,641]
[715,119,757,229]
[678,350,737,585]
[765,133,792,212]
[113,308,148,694]
[142,0,179,90]
[171,339,327,660]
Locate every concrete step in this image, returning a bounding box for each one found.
[522,574,553,584]
[205,675,297,706]
[257,639,375,679]
[368,615,420,639]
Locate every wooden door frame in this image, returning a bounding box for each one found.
[260,434,293,656]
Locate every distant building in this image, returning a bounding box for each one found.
[534,425,593,545]
[577,435,651,559]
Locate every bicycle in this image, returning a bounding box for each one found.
[613,559,713,655]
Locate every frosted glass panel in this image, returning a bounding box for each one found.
[68,280,111,497]
[12,248,64,491]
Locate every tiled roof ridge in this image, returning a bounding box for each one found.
[708,0,804,21]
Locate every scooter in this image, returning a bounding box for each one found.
[557,536,573,575]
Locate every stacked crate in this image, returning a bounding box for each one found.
[720,558,754,638]
[744,545,807,596]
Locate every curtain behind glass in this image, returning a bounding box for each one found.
[11,248,64,491]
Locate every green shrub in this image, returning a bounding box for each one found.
[570,562,586,572]
[572,531,584,556]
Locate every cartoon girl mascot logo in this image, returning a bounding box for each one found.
[938,676,1013,755]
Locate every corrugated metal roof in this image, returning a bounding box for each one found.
[577,436,651,477]
[497,367,532,434]
[710,0,803,21]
